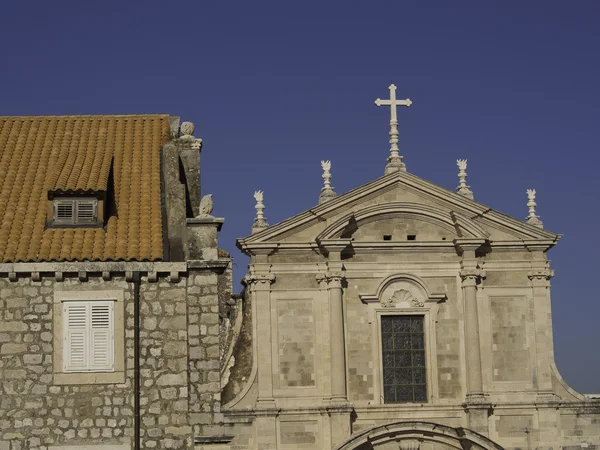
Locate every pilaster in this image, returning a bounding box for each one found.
[316,270,347,403]
[242,272,276,407]
[456,239,491,436]
[527,245,556,397]
[317,239,353,448]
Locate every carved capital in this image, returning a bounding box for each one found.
[460,269,486,286]
[242,273,275,288]
[528,269,554,281]
[316,271,344,289]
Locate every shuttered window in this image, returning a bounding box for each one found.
[63,301,114,372]
[53,198,98,225]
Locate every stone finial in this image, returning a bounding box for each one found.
[318,160,337,204]
[252,190,269,234]
[179,121,202,150]
[374,83,412,174]
[526,189,543,228]
[456,159,474,200]
[197,194,214,217]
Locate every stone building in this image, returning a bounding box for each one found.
[222,86,600,449]
[0,115,233,450]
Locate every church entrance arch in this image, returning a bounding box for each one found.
[333,422,505,450]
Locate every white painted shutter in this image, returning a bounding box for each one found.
[64,303,89,371]
[63,300,114,372]
[76,200,97,223]
[54,200,75,224]
[90,302,114,370]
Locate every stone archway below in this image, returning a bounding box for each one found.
[333,421,505,450]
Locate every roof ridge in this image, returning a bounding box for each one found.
[0,114,172,119]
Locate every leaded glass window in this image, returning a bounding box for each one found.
[381,315,427,403]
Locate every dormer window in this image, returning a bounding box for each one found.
[47,192,104,228]
[53,198,98,225]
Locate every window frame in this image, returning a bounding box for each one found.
[375,309,435,405]
[380,314,428,403]
[49,197,101,227]
[53,290,125,385]
[62,300,115,373]
[361,275,445,406]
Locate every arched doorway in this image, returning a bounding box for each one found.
[334,421,505,450]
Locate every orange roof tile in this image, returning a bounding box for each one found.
[0,115,171,262]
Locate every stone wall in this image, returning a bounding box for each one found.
[0,266,225,450]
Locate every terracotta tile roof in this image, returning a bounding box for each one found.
[0,115,171,262]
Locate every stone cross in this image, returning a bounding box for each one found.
[375,84,412,174]
[456,159,474,200]
[319,160,337,204]
[252,190,269,234]
[526,189,543,228]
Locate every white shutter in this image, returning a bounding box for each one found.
[54,200,75,224]
[64,303,89,371]
[76,200,97,223]
[63,300,115,372]
[90,302,114,370]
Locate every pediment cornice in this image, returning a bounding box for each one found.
[237,171,561,250]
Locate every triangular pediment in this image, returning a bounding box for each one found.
[238,171,559,249]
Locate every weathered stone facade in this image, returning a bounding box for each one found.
[0,261,231,450]
[0,115,235,450]
[224,170,600,450]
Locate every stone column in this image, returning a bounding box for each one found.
[460,266,490,436]
[243,273,276,405]
[529,254,560,450]
[243,272,277,450]
[316,239,353,449]
[460,267,486,398]
[456,239,490,436]
[527,245,556,396]
[316,271,347,402]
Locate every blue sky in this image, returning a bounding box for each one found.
[1,1,599,393]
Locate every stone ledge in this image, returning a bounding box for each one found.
[195,435,234,444]
[54,371,126,385]
[0,261,187,273]
[187,259,230,272]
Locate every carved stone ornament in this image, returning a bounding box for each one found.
[179,121,203,149]
[316,271,344,287]
[252,190,269,234]
[197,194,214,217]
[382,289,424,308]
[180,121,195,136]
[319,160,337,204]
[459,269,486,285]
[399,439,420,450]
[456,158,474,200]
[528,269,555,281]
[526,188,543,228]
[242,273,275,286]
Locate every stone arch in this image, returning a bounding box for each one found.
[333,421,505,450]
[316,203,489,241]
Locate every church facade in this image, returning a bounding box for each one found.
[221,86,600,449]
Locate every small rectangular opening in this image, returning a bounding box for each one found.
[383,235,392,241]
[407,234,416,241]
